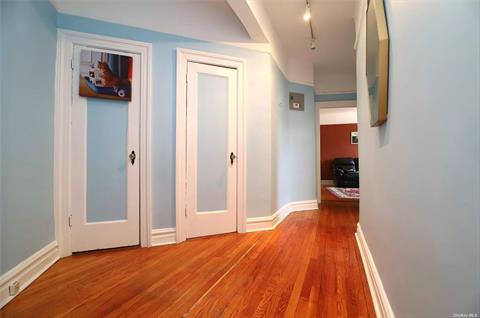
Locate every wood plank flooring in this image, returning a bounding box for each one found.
[0,203,374,318]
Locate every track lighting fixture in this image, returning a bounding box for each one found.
[304,1,316,50]
[303,2,311,21]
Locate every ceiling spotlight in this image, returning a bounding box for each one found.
[310,38,316,50]
[303,2,311,21]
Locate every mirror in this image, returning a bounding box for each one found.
[366,0,390,127]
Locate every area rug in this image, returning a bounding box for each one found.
[326,187,360,200]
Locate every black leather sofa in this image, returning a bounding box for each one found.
[332,157,359,188]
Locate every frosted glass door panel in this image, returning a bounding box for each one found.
[197,73,228,212]
[86,98,128,222]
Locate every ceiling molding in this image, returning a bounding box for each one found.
[226,0,268,42]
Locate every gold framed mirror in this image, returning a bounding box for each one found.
[366,0,389,127]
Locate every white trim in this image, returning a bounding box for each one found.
[246,200,318,232]
[355,223,395,318]
[151,228,177,246]
[0,241,59,309]
[226,0,267,42]
[176,48,246,243]
[315,103,322,202]
[182,45,313,87]
[287,78,314,87]
[215,41,271,55]
[354,0,368,51]
[54,29,153,256]
[298,81,315,87]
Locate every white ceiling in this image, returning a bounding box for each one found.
[52,0,356,89]
[52,0,256,43]
[261,0,357,79]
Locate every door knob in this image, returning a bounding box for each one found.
[129,150,136,165]
[230,152,236,165]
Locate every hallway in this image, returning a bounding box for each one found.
[1,203,374,318]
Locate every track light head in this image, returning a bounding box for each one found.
[303,2,311,21]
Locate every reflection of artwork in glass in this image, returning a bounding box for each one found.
[366,0,389,127]
[351,132,359,144]
[368,77,379,122]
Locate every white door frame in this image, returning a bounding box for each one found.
[176,48,246,243]
[315,103,322,203]
[54,29,153,257]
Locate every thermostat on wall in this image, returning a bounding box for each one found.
[289,92,304,111]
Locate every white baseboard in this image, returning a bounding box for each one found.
[355,223,395,318]
[153,201,317,242]
[246,200,318,232]
[151,228,176,246]
[0,241,59,309]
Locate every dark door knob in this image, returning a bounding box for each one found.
[230,152,236,165]
[129,150,136,165]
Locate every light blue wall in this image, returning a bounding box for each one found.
[271,62,316,210]
[357,0,480,315]
[58,14,275,225]
[0,0,3,275]
[286,82,316,204]
[314,92,356,102]
[0,0,57,274]
[0,2,318,275]
[271,61,289,210]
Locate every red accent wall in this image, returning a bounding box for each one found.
[320,124,358,180]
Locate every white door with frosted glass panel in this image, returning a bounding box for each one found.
[70,45,140,252]
[186,62,238,238]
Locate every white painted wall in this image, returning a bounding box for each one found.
[319,107,357,125]
[261,0,356,86]
[287,58,314,87]
[245,0,288,77]
[51,0,252,43]
[226,0,267,42]
[241,0,314,86]
[356,0,480,316]
[316,100,357,109]
[314,70,356,94]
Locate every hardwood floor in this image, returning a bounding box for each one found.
[0,204,374,318]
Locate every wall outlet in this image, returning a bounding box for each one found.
[9,281,20,296]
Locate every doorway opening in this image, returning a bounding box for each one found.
[316,105,360,204]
